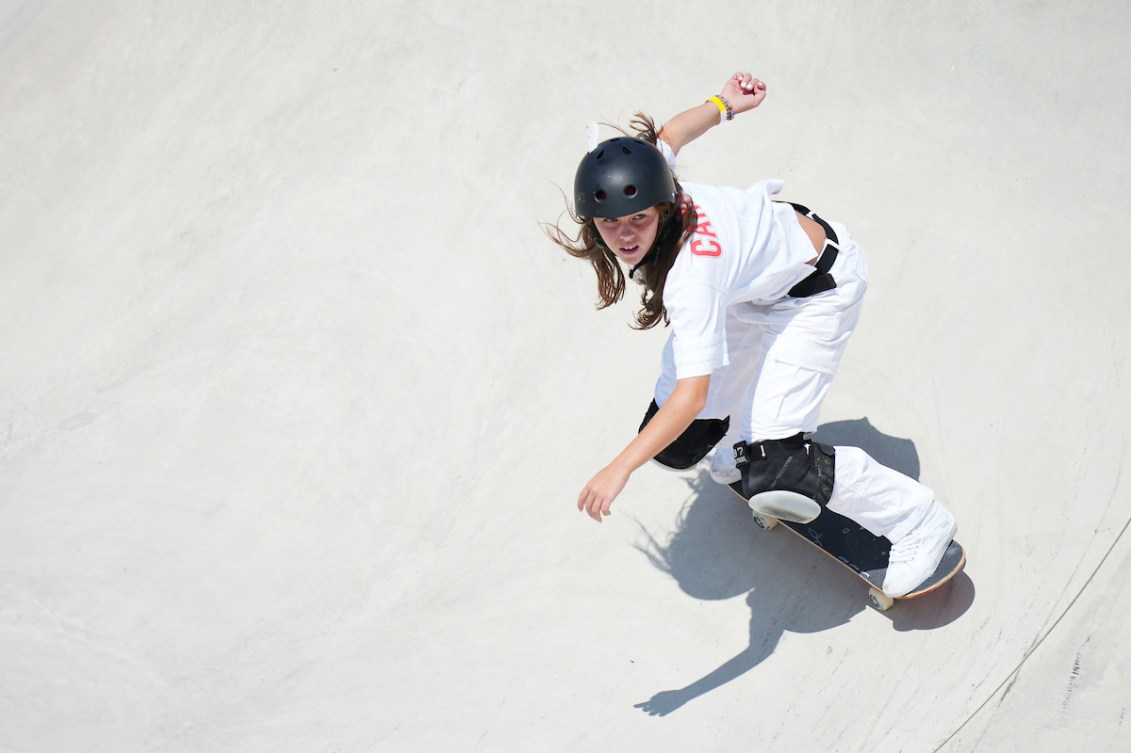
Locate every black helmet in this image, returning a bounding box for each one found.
[573,137,677,219]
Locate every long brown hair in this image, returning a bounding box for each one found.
[545,114,696,330]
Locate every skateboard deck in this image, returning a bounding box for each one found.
[728,482,965,610]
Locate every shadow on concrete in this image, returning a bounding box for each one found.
[888,572,977,633]
[813,416,921,480]
[632,417,974,715]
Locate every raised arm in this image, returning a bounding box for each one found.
[658,71,768,155]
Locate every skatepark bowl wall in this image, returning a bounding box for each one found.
[1,1,1129,751]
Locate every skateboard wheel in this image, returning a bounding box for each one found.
[868,588,894,612]
[752,513,779,531]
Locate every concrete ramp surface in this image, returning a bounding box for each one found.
[1,1,1128,751]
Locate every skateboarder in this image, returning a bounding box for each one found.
[547,71,956,597]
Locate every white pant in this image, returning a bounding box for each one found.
[653,221,933,541]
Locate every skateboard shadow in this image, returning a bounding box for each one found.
[887,571,976,633]
[632,417,975,716]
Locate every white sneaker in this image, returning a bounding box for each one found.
[708,447,741,485]
[882,501,957,598]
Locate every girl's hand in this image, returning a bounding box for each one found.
[577,463,631,523]
[719,71,767,115]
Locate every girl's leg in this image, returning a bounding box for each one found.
[738,220,868,439]
[737,228,953,594]
[826,446,934,541]
[651,315,767,482]
[706,316,767,481]
[830,446,957,596]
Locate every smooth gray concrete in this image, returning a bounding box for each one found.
[1,1,1128,751]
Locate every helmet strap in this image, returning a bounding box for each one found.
[628,255,654,279]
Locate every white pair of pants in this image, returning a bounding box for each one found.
[653,221,933,542]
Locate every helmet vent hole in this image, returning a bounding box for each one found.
[624,185,637,197]
[595,149,605,159]
[622,146,631,155]
[594,190,607,201]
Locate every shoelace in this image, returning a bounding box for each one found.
[888,526,931,564]
[889,515,953,565]
[887,542,919,564]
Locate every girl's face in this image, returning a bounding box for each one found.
[594,206,661,265]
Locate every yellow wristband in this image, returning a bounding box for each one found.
[707,95,734,121]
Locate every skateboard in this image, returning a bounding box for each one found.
[728,482,965,611]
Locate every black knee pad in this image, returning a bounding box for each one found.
[639,399,730,470]
[734,434,835,522]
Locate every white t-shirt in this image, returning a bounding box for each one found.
[658,140,817,378]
